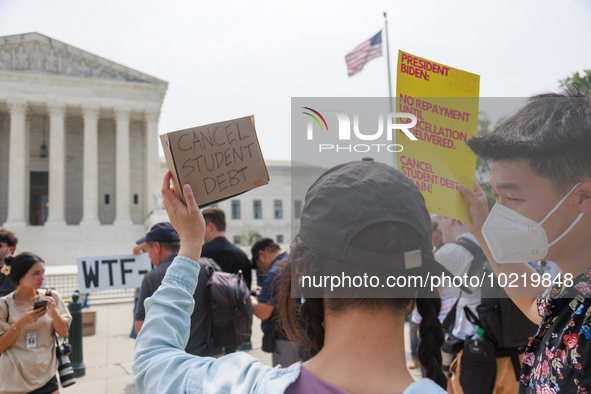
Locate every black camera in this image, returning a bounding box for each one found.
[57,343,72,356]
[56,341,76,387]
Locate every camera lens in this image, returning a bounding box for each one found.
[57,355,76,387]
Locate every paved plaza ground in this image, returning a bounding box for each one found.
[61,301,420,394]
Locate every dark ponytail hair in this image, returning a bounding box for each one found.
[416,291,446,388]
[3,252,44,286]
[297,297,325,359]
[278,221,446,389]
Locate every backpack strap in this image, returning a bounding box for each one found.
[441,302,457,332]
[198,258,217,352]
[1,297,8,354]
[44,288,64,341]
[441,238,486,332]
[463,305,482,327]
[510,351,522,381]
[455,238,487,278]
[199,257,221,277]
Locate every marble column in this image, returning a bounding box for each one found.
[80,104,101,226]
[145,109,160,220]
[4,100,28,226]
[113,107,132,226]
[45,102,67,226]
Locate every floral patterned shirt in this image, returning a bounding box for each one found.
[519,267,591,394]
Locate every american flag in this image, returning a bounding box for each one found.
[345,31,383,77]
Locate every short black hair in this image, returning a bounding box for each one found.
[467,87,591,195]
[202,207,226,232]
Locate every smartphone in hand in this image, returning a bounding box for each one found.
[33,300,47,310]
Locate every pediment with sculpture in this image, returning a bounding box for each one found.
[0,39,151,83]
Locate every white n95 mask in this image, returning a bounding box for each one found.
[481,183,584,264]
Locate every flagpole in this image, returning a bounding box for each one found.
[384,12,393,112]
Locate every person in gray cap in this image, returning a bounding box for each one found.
[134,222,222,357]
[133,161,452,393]
[134,222,181,334]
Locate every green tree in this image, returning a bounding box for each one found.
[475,113,507,210]
[559,70,591,91]
[245,230,262,245]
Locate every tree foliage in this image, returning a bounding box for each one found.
[245,230,262,245]
[559,70,591,91]
[475,112,508,210]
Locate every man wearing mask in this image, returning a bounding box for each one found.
[460,88,591,393]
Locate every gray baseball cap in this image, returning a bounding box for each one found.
[298,158,465,287]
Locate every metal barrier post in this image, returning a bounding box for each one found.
[68,291,86,377]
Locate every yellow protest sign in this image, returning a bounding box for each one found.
[396,50,480,222]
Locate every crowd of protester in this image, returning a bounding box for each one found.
[1,88,590,393]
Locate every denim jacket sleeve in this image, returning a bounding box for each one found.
[132,255,300,394]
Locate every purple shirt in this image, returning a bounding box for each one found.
[285,363,399,394]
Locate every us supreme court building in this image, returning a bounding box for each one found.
[0,33,324,267]
[0,32,168,265]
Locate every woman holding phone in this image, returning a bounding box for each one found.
[0,253,72,394]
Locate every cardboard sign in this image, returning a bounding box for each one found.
[160,115,269,207]
[77,253,153,293]
[396,51,480,223]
